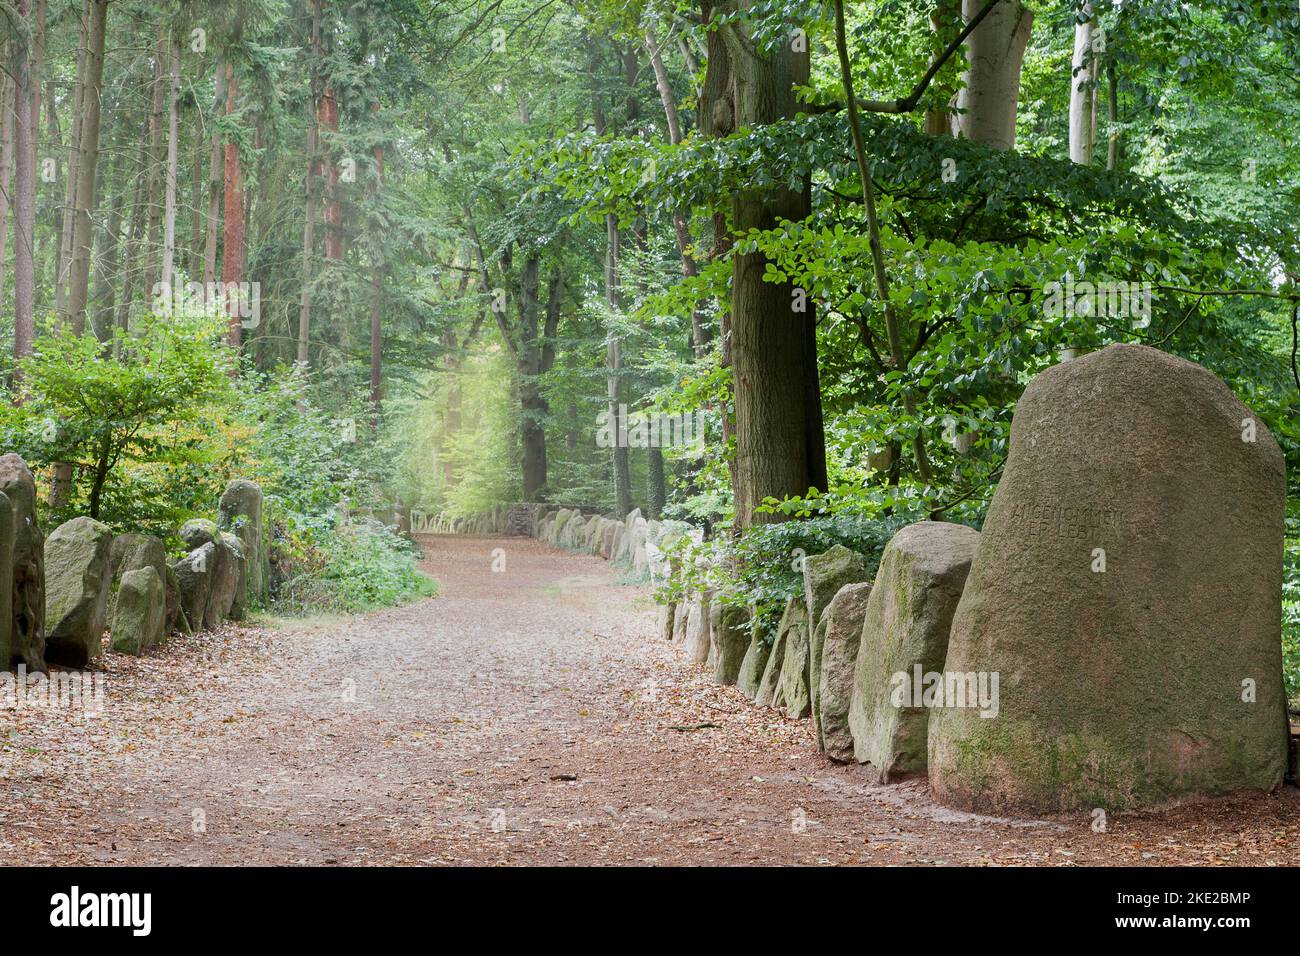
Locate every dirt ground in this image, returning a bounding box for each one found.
[1,532,1298,866]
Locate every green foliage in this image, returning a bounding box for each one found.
[272,514,436,614]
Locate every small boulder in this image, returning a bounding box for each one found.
[756,597,801,709]
[849,521,980,781]
[802,546,867,738]
[683,592,711,665]
[218,479,267,607]
[735,617,772,700]
[110,567,165,655]
[44,516,113,669]
[711,603,751,686]
[173,543,215,632]
[815,582,873,761]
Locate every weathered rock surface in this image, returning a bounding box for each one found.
[107,533,167,623]
[218,479,266,606]
[849,521,979,781]
[44,516,113,668]
[683,592,711,665]
[711,604,751,686]
[223,532,248,620]
[756,598,801,709]
[110,567,165,655]
[777,617,812,719]
[930,344,1289,812]
[173,543,215,632]
[803,546,868,741]
[735,618,771,700]
[816,582,874,761]
[0,493,13,669]
[0,455,44,671]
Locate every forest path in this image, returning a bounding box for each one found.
[3,533,1300,865]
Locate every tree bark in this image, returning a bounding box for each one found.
[55,0,89,320]
[0,36,14,305]
[64,0,107,335]
[11,0,36,364]
[956,0,1033,150]
[717,5,828,527]
[203,64,226,288]
[298,0,322,366]
[1068,2,1098,165]
[141,27,167,303]
[925,1,962,135]
[161,34,181,289]
[1106,58,1120,171]
[221,63,245,349]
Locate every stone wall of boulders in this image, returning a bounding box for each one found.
[432,346,1293,815]
[0,458,267,673]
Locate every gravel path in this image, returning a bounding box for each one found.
[2,532,1298,866]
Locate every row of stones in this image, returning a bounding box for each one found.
[0,452,266,673]
[670,344,1291,814]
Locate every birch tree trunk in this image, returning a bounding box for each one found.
[956,0,1033,150]
[1068,2,1098,165]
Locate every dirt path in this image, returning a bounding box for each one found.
[2,533,1299,866]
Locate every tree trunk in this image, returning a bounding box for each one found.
[141,28,166,303]
[0,38,14,305]
[117,124,149,335]
[369,120,384,418]
[1068,2,1098,165]
[956,0,1033,150]
[221,63,244,349]
[925,1,962,135]
[203,64,226,288]
[161,34,180,289]
[1106,58,1120,172]
[319,81,342,261]
[12,0,36,362]
[718,9,827,527]
[55,0,89,321]
[298,0,322,366]
[65,0,107,335]
[646,446,666,519]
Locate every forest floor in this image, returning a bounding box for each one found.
[2,532,1299,866]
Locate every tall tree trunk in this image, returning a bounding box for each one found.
[141,28,166,302]
[518,255,547,501]
[925,1,962,135]
[956,0,1033,150]
[369,112,384,418]
[203,64,226,288]
[65,0,107,335]
[189,100,204,277]
[221,63,244,349]
[117,123,149,335]
[1106,58,1120,172]
[319,81,341,261]
[55,0,89,320]
[298,0,322,366]
[12,0,37,363]
[1068,2,1098,165]
[161,34,180,289]
[0,38,14,304]
[717,8,828,527]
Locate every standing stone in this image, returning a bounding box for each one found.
[173,543,215,632]
[658,602,676,642]
[218,479,266,606]
[847,522,978,780]
[816,582,873,761]
[756,597,801,709]
[107,533,167,623]
[110,567,165,655]
[181,520,237,626]
[0,493,13,669]
[44,516,113,668]
[223,532,248,620]
[930,344,1290,812]
[0,455,44,671]
[777,618,812,719]
[683,592,711,665]
[711,604,751,685]
[735,616,772,700]
[802,546,868,740]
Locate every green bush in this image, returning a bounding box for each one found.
[271,514,436,614]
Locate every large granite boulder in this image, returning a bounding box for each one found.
[222,532,248,620]
[816,582,874,761]
[0,455,44,671]
[735,616,772,699]
[0,493,13,669]
[930,344,1290,812]
[173,543,215,632]
[711,604,751,685]
[218,479,266,607]
[107,532,166,621]
[683,592,711,665]
[110,567,165,655]
[755,597,801,709]
[44,516,113,668]
[803,546,868,740]
[848,522,979,781]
